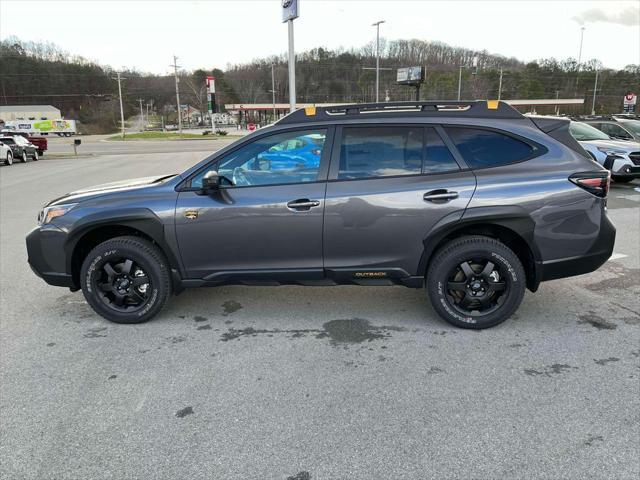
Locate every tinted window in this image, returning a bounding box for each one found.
[445,127,534,168]
[190,129,326,188]
[424,127,459,173]
[339,127,423,179]
[569,122,611,141]
[600,123,631,138]
[1,138,15,145]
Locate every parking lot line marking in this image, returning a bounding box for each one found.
[609,252,628,261]
[616,195,640,202]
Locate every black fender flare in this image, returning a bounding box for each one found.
[417,206,542,290]
[64,208,183,280]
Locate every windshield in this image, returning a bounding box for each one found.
[619,120,640,135]
[569,122,611,141]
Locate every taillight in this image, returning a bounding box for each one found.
[569,171,610,198]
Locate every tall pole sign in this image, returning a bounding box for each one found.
[282,0,299,112]
[206,76,216,129]
[623,92,637,113]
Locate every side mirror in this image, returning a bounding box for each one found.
[201,170,220,192]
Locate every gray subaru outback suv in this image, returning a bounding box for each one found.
[27,101,615,329]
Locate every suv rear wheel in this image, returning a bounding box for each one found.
[426,236,526,329]
[80,236,171,324]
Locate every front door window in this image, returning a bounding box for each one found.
[190,129,327,188]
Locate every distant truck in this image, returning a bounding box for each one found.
[2,119,77,137]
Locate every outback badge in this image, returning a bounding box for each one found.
[184,210,199,220]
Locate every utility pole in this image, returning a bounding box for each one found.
[170,55,183,134]
[112,71,126,139]
[497,68,504,101]
[555,90,560,115]
[372,20,385,103]
[137,98,145,131]
[591,68,599,115]
[457,65,463,101]
[271,64,277,120]
[576,26,586,85]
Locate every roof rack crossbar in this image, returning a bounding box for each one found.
[276,100,523,125]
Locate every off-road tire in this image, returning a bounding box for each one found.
[426,235,526,329]
[80,236,171,324]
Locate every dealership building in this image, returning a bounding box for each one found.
[0,105,62,121]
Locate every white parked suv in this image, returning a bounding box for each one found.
[0,139,14,165]
[570,121,640,183]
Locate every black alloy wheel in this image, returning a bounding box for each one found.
[445,258,507,317]
[94,257,152,313]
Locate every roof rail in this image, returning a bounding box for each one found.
[276,100,524,125]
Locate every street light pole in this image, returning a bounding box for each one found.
[271,64,277,120]
[576,26,586,85]
[170,55,182,134]
[497,68,503,101]
[372,20,385,103]
[457,65,463,101]
[287,20,296,112]
[591,68,599,115]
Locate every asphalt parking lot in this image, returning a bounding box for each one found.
[1,139,639,480]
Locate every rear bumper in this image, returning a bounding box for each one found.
[536,212,616,283]
[26,224,75,288]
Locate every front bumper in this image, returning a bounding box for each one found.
[614,164,640,177]
[536,212,616,283]
[26,224,75,288]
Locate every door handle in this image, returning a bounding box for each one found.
[287,199,321,210]
[423,190,459,203]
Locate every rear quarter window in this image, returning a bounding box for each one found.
[445,127,536,168]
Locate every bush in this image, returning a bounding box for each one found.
[216,129,228,136]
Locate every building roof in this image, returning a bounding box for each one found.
[0,105,61,113]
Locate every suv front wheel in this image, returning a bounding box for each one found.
[80,236,171,324]
[426,236,526,329]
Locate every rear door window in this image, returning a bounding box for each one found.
[444,127,535,168]
[338,126,423,179]
[424,127,459,173]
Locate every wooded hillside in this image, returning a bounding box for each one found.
[1,37,637,132]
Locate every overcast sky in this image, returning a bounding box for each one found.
[1,0,639,73]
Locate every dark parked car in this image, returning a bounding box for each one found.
[0,135,38,162]
[0,131,48,156]
[27,101,615,329]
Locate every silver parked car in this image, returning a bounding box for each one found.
[582,117,640,142]
[569,121,640,183]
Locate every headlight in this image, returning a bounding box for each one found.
[38,203,77,224]
[596,147,626,156]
